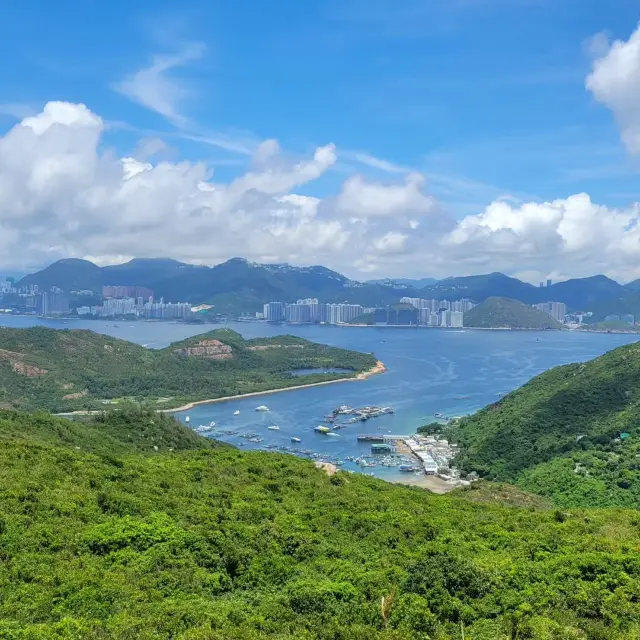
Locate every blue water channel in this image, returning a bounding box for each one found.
[2,315,638,481]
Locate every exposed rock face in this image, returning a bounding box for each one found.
[173,339,233,360]
[62,389,88,400]
[0,348,48,377]
[12,362,48,377]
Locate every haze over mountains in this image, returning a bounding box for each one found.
[16,257,640,319]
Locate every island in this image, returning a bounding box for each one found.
[462,296,564,329]
[0,326,380,413]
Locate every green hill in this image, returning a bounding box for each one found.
[463,297,564,329]
[18,258,413,314]
[451,340,640,507]
[0,327,376,412]
[2,408,640,638]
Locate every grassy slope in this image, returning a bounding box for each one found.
[2,410,640,638]
[463,297,564,329]
[0,327,376,412]
[453,340,640,506]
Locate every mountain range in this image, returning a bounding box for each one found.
[14,258,640,317]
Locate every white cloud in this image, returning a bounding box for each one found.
[349,151,408,173]
[372,231,408,253]
[115,42,206,128]
[336,173,436,217]
[586,24,640,153]
[3,101,640,283]
[442,193,640,281]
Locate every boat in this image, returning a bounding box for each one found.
[255,405,270,412]
[291,437,301,443]
[314,425,331,434]
[267,425,280,430]
[185,416,190,424]
[434,412,444,418]
[196,423,215,433]
[233,410,240,416]
[326,432,340,437]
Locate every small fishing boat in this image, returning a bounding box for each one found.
[314,425,331,434]
[255,405,270,412]
[326,432,340,437]
[209,421,216,428]
[267,425,280,431]
[185,416,190,424]
[233,410,240,416]
[291,437,301,443]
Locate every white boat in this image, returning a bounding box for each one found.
[209,421,216,428]
[233,410,240,416]
[291,437,301,443]
[185,416,190,424]
[267,425,280,431]
[255,405,270,412]
[326,432,340,437]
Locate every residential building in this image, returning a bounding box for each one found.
[264,302,285,322]
[534,301,566,324]
[102,285,154,300]
[450,311,464,328]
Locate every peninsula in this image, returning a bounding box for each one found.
[0,326,378,413]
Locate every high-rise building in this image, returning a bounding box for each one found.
[534,301,566,324]
[264,302,285,322]
[450,311,464,328]
[546,279,552,288]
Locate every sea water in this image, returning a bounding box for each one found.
[1,315,638,481]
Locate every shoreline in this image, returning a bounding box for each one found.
[161,360,387,413]
[56,360,387,417]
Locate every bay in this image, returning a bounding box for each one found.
[1,315,638,482]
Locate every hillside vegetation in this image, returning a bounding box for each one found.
[463,297,564,329]
[17,257,411,313]
[2,408,640,638]
[0,327,376,412]
[451,340,640,507]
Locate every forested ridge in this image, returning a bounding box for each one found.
[2,408,640,638]
[452,340,640,507]
[0,326,376,412]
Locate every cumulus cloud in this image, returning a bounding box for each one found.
[587,24,640,153]
[443,193,640,280]
[0,102,394,273]
[336,173,436,217]
[3,101,640,282]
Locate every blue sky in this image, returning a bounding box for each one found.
[0,0,639,281]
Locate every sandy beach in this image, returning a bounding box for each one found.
[56,361,386,417]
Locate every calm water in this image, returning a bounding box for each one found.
[2,316,638,481]
[288,367,353,376]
